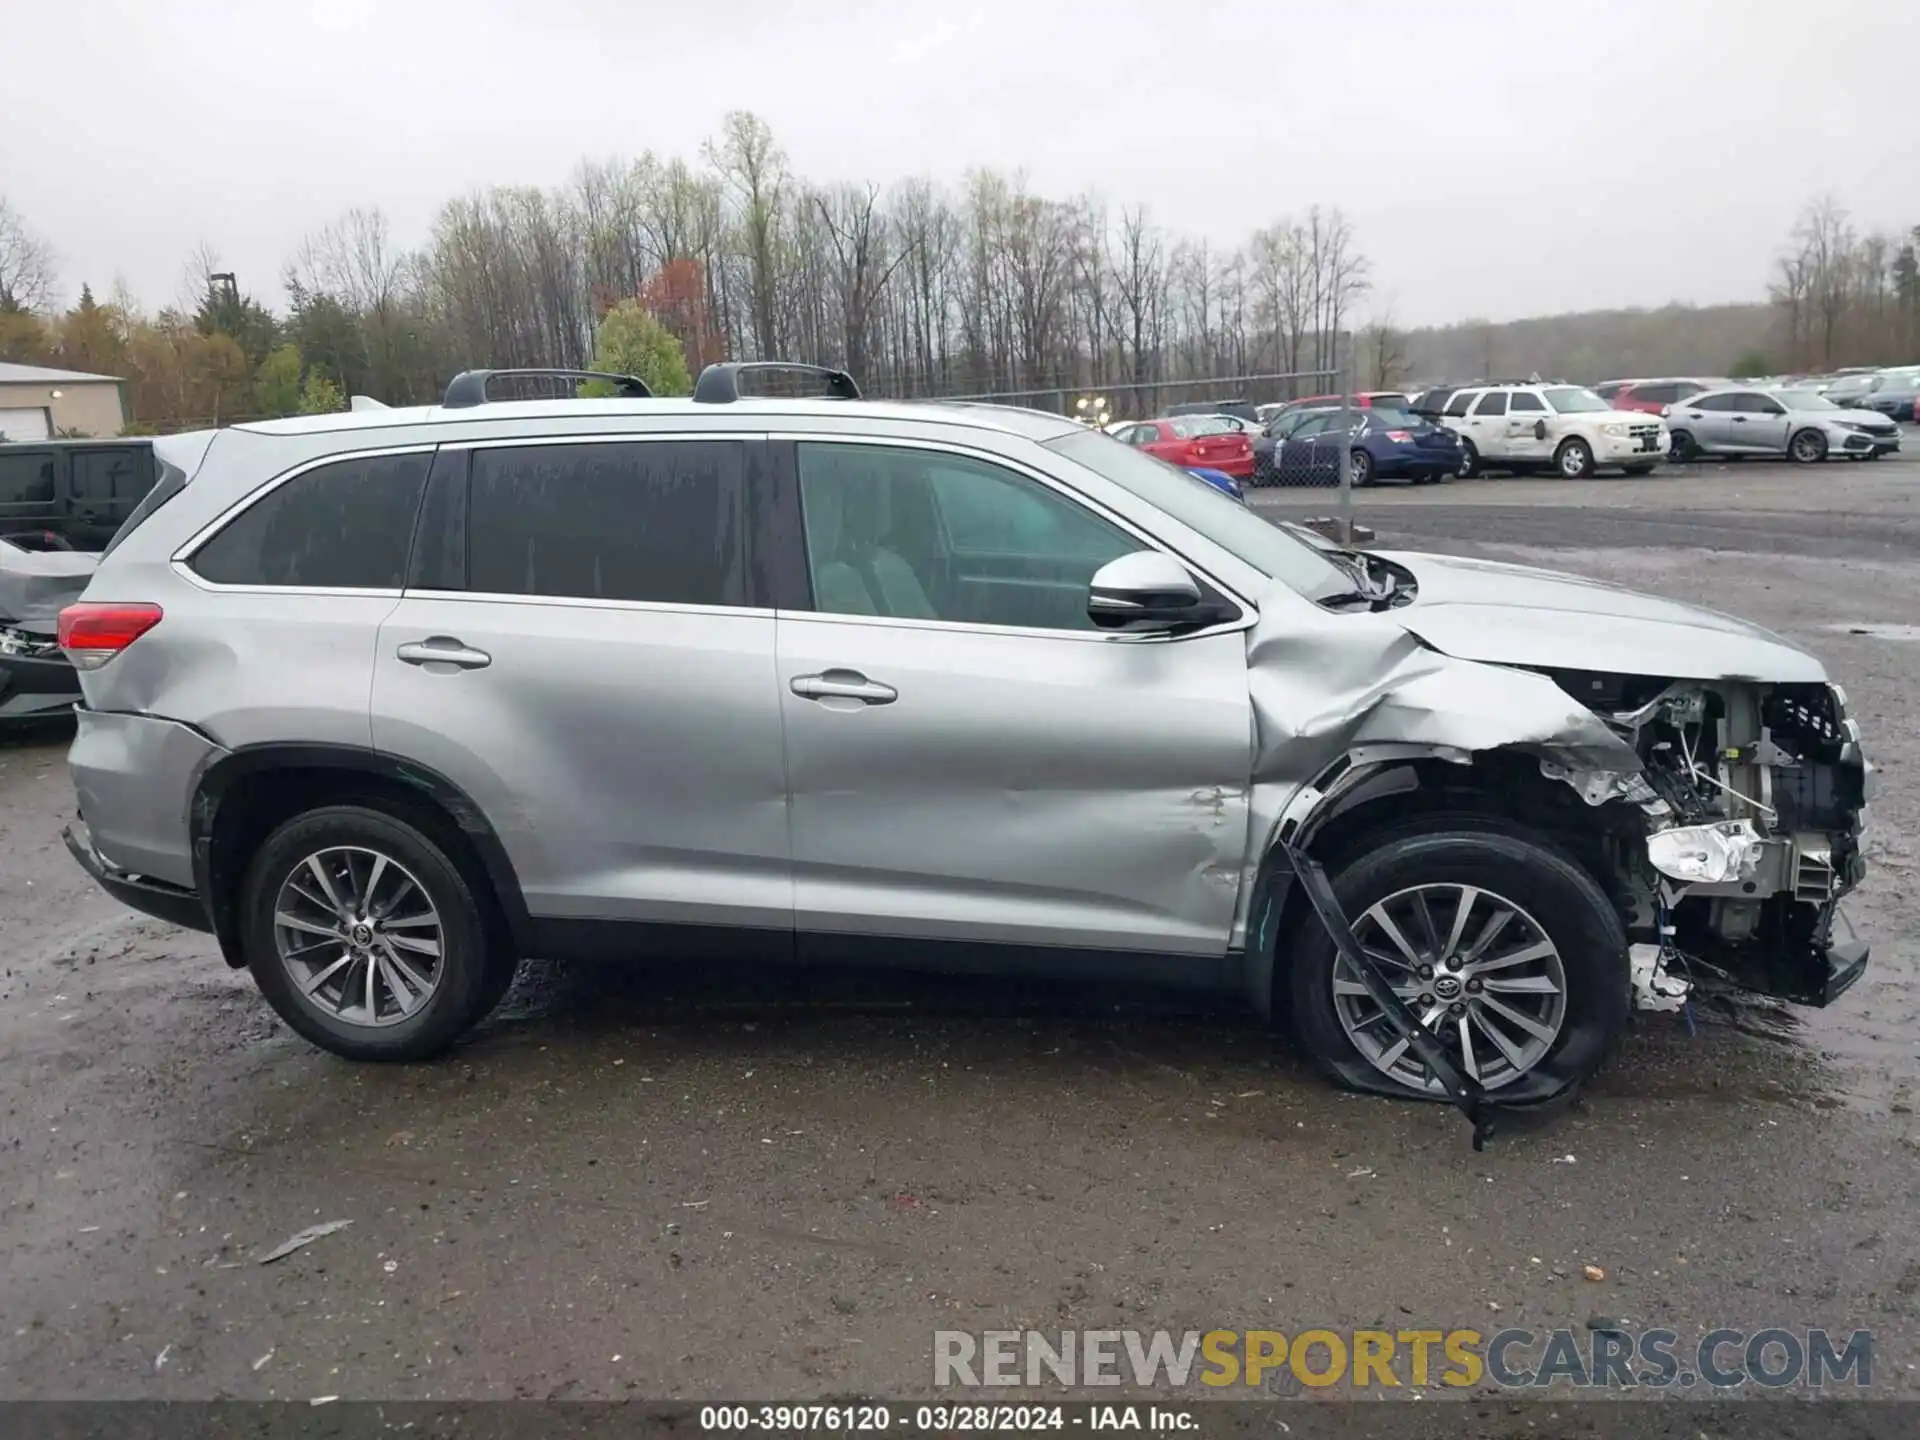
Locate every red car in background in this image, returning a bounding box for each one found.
[1608,378,1727,414]
[1114,416,1254,478]
[1280,391,1410,412]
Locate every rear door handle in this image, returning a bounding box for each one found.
[790,669,897,705]
[396,637,492,670]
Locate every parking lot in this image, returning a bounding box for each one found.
[2,453,1918,1403]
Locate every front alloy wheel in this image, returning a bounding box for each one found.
[1330,883,1567,1091]
[1556,438,1596,478]
[1790,428,1829,464]
[1287,822,1629,1104]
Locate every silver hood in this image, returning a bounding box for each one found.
[1373,549,1827,682]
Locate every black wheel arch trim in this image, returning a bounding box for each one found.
[190,743,534,968]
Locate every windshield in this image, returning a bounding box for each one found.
[1046,429,1354,600]
[1544,386,1610,414]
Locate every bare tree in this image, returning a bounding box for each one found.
[705,111,788,359]
[0,198,57,313]
[1109,206,1164,395]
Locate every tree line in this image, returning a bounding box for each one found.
[3,134,1916,438]
[0,112,1374,432]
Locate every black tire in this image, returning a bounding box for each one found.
[1456,440,1480,479]
[1789,428,1829,464]
[1287,822,1629,1106]
[1349,449,1374,487]
[1669,430,1697,463]
[1554,437,1596,479]
[240,804,508,1061]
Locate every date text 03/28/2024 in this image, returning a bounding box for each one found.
[699,1404,1181,1431]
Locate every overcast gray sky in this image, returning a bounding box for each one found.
[4,0,1914,328]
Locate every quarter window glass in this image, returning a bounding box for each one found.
[796,443,1136,631]
[1443,391,1477,417]
[0,453,55,505]
[190,451,430,588]
[1472,392,1509,417]
[1508,393,1546,412]
[466,440,748,605]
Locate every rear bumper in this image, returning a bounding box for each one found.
[1376,445,1462,477]
[68,707,227,891]
[64,821,213,934]
[0,646,80,721]
[1203,455,1254,479]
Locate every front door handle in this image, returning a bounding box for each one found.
[790,669,897,705]
[396,637,492,670]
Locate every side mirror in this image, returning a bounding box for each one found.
[1087,551,1209,631]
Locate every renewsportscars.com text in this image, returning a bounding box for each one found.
[934,1327,1873,1391]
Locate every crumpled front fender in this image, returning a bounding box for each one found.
[1231,590,1645,960]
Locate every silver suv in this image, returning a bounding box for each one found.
[58,364,1873,1104]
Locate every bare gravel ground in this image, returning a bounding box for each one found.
[1,457,1916,1406]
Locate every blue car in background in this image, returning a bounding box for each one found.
[1252,406,1465,487]
[1185,466,1245,502]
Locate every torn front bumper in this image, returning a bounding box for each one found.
[1643,682,1872,1008]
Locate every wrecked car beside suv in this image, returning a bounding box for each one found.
[56,364,1873,1105]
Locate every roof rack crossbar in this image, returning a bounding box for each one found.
[693,362,861,404]
[441,368,652,409]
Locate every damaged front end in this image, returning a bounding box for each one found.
[1544,669,1873,1008]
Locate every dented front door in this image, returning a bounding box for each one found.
[777,616,1255,956]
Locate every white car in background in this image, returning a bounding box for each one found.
[1436,383,1669,478]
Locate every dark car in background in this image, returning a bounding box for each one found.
[1855,368,1920,423]
[1250,406,1463,487]
[0,439,158,551]
[1165,398,1262,426]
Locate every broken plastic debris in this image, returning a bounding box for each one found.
[1583,1264,1607,1282]
[1551,1154,1577,1165]
[1646,820,1765,885]
[252,1350,274,1371]
[1629,944,1692,1013]
[154,1344,172,1372]
[255,1218,353,1264]
[889,1194,924,1210]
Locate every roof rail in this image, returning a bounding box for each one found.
[441,368,652,409]
[693,361,860,404]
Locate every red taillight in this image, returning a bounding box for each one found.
[58,602,163,670]
[1386,430,1413,442]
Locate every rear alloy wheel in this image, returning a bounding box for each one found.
[1790,428,1829,464]
[1456,441,1480,479]
[1349,449,1374,487]
[1555,437,1596,478]
[1289,823,1629,1104]
[242,805,510,1061]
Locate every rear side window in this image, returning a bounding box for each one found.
[1509,393,1546,412]
[1472,391,1509,417]
[190,451,430,588]
[0,451,55,505]
[466,440,748,606]
[71,449,141,502]
[1443,391,1477,417]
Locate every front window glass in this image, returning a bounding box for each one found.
[1046,429,1353,601]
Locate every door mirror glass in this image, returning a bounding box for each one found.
[1087,550,1206,631]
